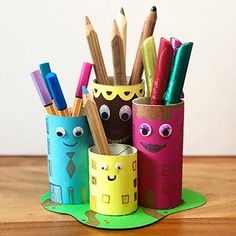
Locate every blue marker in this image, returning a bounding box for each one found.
[46,72,70,116]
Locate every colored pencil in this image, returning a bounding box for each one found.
[111,19,127,85]
[117,7,127,60]
[85,16,109,85]
[82,86,111,155]
[129,6,157,85]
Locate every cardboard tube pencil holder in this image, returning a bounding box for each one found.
[92,78,145,145]
[89,144,138,215]
[46,115,93,204]
[132,97,184,209]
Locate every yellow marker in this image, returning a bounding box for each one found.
[141,36,157,97]
[89,144,137,215]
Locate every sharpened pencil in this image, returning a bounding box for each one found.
[82,86,111,155]
[129,6,157,85]
[111,19,127,85]
[85,16,109,85]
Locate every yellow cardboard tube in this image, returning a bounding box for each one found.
[89,144,138,215]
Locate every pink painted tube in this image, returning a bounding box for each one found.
[132,97,184,209]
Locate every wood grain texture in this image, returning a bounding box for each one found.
[83,92,110,155]
[129,9,157,85]
[86,18,109,85]
[111,20,126,85]
[0,156,235,236]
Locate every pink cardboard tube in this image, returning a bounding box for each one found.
[132,97,184,209]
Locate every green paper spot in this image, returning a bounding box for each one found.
[41,188,206,229]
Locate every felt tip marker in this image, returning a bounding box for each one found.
[46,72,70,116]
[31,70,58,115]
[72,62,93,116]
[163,42,193,104]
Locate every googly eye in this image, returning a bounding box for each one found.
[73,127,84,137]
[139,123,152,137]
[119,105,131,121]
[101,163,108,170]
[159,124,172,137]
[55,127,66,137]
[99,104,110,121]
[115,163,122,170]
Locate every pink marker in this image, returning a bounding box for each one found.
[72,62,93,116]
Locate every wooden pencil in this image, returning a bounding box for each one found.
[82,86,111,155]
[85,16,109,85]
[117,7,127,60]
[129,6,157,85]
[111,19,127,85]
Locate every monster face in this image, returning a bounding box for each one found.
[46,115,93,204]
[89,144,138,215]
[93,79,145,144]
[132,97,184,209]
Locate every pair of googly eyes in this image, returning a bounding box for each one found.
[55,127,84,137]
[99,105,131,121]
[101,163,122,170]
[139,123,172,138]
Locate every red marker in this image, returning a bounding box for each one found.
[150,38,173,105]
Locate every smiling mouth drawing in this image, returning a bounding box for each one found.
[63,142,78,147]
[107,175,116,181]
[140,142,167,153]
[108,133,131,143]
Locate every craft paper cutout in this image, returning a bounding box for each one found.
[92,79,145,144]
[41,188,207,229]
[46,115,93,204]
[132,97,184,209]
[89,144,138,215]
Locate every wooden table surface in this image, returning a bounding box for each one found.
[0,156,235,236]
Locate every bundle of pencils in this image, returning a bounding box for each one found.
[85,6,157,86]
[141,36,193,105]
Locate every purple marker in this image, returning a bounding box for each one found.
[31,70,57,115]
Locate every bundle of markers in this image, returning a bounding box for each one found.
[31,62,111,155]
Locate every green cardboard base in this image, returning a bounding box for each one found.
[41,188,206,229]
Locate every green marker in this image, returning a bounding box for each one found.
[163,42,193,104]
[39,62,52,98]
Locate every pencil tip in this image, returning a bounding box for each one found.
[120,7,125,16]
[82,86,89,94]
[151,6,157,12]
[85,16,91,25]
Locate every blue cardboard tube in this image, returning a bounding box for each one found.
[46,115,93,204]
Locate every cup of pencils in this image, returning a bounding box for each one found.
[85,6,158,144]
[93,79,145,144]
[89,143,138,215]
[31,63,94,204]
[132,36,193,209]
